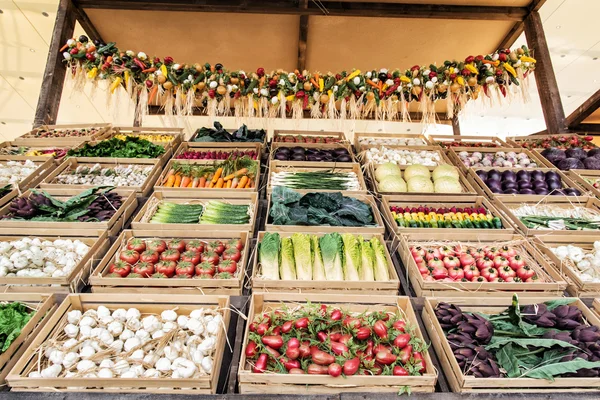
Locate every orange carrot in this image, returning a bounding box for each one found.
[198,177,207,188]
[142,67,156,74]
[366,79,379,90]
[60,43,69,52]
[162,168,175,184]
[378,80,383,97]
[212,168,223,184]
[245,178,253,188]
[192,177,199,188]
[259,76,266,88]
[310,77,318,89]
[216,178,225,188]
[165,174,176,187]
[226,180,232,188]
[148,85,159,105]
[209,181,215,188]
[181,176,191,188]
[223,168,248,181]
[174,174,182,187]
[238,176,249,189]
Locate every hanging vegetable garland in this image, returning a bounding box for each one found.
[61,36,536,122]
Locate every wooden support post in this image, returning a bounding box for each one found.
[297,0,308,71]
[524,11,567,134]
[33,0,76,127]
[566,88,600,129]
[452,114,461,136]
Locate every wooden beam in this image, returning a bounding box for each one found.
[72,4,103,43]
[297,0,308,71]
[571,123,600,133]
[530,0,547,12]
[451,114,461,135]
[34,0,76,127]
[566,89,600,128]
[524,11,567,134]
[75,0,528,20]
[497,21,524,50]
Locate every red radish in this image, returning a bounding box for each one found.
[375,351,397,365]
[393,333,411,349]
[331,309,342,320]
[398,344,413,364]
[393,320,406,332]
[339,334,352,345]
[373,320,388,340]
[286,347,300,360]
[295,317,309,329]
[312,350,335,365]
[393,366,409,376]
[298,344,311,358]
[355,327,371,340]
[256,323,269,336]
[328,363,342,377]
[330,341,348,355]
[413,352,427,373]
[307,364,328,375]
[264,346,280,359]
[245,341,258,358]
[253,354,267,373]
[343,357,360,375]
[281,358,300,371]
[281,321,293,333]
[261,335,283,349]
[317,331,328,342]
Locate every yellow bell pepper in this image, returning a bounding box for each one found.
[503,63,517,77]
[346,70,361,82]
[520,56,536,63]
[110,77,122,93]
[87,67,97,79]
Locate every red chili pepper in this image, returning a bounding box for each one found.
[385,84,399,97]
[302,94,309,109]
[133,58,146,70]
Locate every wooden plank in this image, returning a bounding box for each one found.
[72,4,103,43]
[566,89,600,128]
[524,11,567,134]
[78,0,528,20]
[572,123,600,133]
[34,0,76,127]
[297,0,308,71]
[451,114,461,136]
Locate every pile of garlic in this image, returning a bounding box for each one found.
[0,160,38,186]
[359,137,427,147]
[551,242,600,282]
[54,164,153,187]
[0,237,89,278]
[29,306,223,384]
[364,147,442,166]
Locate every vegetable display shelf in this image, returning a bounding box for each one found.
[422,296,600,393]
[0,156,56,192]
[0,142,72,163]
[506,133,597,149]
[270,142,355,164]
[368,163,478,197]
[534,234,600,298]
[0,294,57,385]
[237,292,437,394]
[154,158,261,198]
[0,188,137,237]
[397,232,567,298]
[267,161,368,195]
[131,191,259,233]
[447,147,547,173]
[173,142,263,160]
[466,167,582,201]
[0,231,109,294]
[190,126,268,149]
[265,191,386,234]
[90,230,249,295]
[251,231,400,294]
[359,145,453,167]
[354,132,432,151]
[66,138,172,168]
[569,169,600,200]
[112,126,184,153]
[430,135,508,149]
[273,129,346,144]
[7,293,231,394]
[492,195,600,237]
[39,158,162,197]
[380,195,515,238]
[14,123,112,146]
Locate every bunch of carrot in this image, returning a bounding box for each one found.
[161,157,257,189]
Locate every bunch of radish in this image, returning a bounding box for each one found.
[410,243,541,283]
[244,302,429,377]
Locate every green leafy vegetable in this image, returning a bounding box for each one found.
[311,235,326,281]
[341,234,360,281]
[370,237,390,281]
[359,240,375,281]
[319,233,344,281]
[0,302,33,353]
[280,237,296,280]
[67,137,165,159]
[259,233,280,280]
[522,359,600,381]
[291,233,312,280]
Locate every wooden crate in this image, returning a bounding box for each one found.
[39,158,162,197]
[354,132,431,150]
[265,192,385,234]
[492,195,600,237]
[67,139,172,168]
[0,188,137,237]
[270,141,355,164]
[238,292,437,394]
[506,133,597,149]
[466,166,582,201]
[0,141,72,162]
[14,123,112,146]
[273,129,346,143]
[0,156,56,191]
[190,127,267,148]
[90,229,249,295]
[422,296,600,392]
[251,231,400,294]
[446,147,548,173]
[592,298,600,318]
[267,160,368,195]
[569,169,600,199]
[533,234,600,298]
[397,232,567,297]
[0,188,18,209]
[0,231,109,293]
[368,163,478,197]
[429,135,507,149]
[113,126,184,152]
[380,195,515,237]
[154,158,260,198]
[173,142,262,159]
[7,293,230,394]
[131,191,258,233]
[358,145,452,167]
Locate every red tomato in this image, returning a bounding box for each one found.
[176,261,195,277]
[133,261,154,278]
[181,250,201,265]
[343,357,360,375]
[355,326,371,340]
[147,239,166,253]
[222,248,241,262]
[140,250,159,264]
[119,249,140,264]
[328,363,342,377]
[207,241,225,255]
[227,238,244,251]
[185,240,205,253]
[160,249,180,262]
[167,239,186,252]
[126,238,146,253]
[393,333,411,349]
[195,261,215,277]
[373,320,388,340]
[201,251,220,266]
[155,260,176,278]
[108,261,131,277]
[217,260,237,274]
